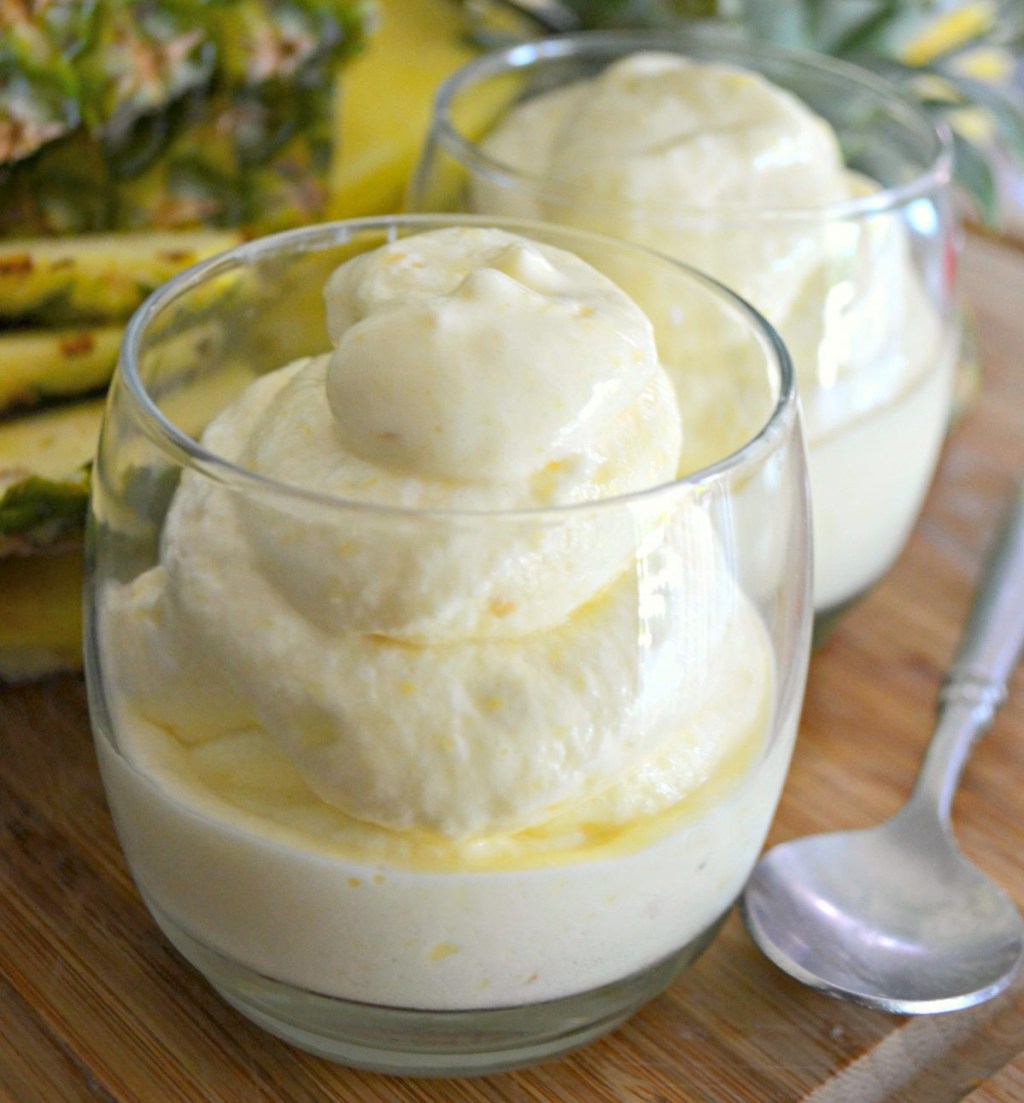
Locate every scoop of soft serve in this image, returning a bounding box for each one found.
[229,227,685,643]
[324,227,664,483]
[477,54,849,321]
[106,228,743,838]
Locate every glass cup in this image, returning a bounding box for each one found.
[409,31,961,635]
[84,214,811,1076]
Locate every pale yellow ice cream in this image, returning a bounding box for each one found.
[98,226,786,1010]
[479,53,847,325]
[104,227,755,838]
[478,53,955,611]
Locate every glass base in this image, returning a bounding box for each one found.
[143,891,727,1077]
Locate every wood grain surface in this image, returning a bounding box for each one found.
[2,232,1023,1102]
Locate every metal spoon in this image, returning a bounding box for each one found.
[741,474,1024,1014]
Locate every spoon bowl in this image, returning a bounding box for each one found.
[742,474,1024,1013]
[743,804,1024,1013]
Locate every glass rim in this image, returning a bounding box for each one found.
[426,28,955,225]
[118,212,799,520]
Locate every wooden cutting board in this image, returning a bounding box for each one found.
[2,232,1023,1103]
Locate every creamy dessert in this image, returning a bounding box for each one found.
[478,53,955,612]
[97,227,794,1013]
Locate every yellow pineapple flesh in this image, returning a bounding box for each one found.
[0,324,123,413]
[0,229,244,324]
[0,551,84,682]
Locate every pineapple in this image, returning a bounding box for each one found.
[0,466,91,557]
[0,0,392,682]
[0,0,370,601]
[0,229,243,322]
[0,550,84,682]
[0,0,214,160]
[0,324,122,413]
[0,397,104,482]
[1,0,373,236]
[0,398,99,558]
[328,0,476,217]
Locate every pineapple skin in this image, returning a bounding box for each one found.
[0,466,90,557]
[1,0,373,235]
[0,76,342,235]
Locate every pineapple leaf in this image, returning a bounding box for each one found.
[949,128,999,224]
[878,55,1024,216]
[946,72,1024,164]
[829,1,902,57]
[662,0,720,18]
[726,0,811,49]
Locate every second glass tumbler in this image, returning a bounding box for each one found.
[410,30,960,630]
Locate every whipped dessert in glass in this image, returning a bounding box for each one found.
[410,33,960,626]
[85,215,811,1075]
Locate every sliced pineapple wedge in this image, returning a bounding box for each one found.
[0,229,243,324]
[0,398,104,480]
[0,399,103,556]
[0,324,122,413]
[0,551,84,682]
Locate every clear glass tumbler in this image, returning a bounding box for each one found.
[410,31,961,633]
[85,214,811,1076]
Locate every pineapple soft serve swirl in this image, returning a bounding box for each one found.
[478,54,954,611]
[104,227,757,842]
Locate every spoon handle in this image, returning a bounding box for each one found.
[912,473,1024,820]
[943,472,1024,710]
